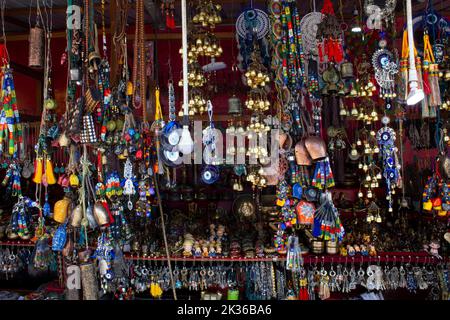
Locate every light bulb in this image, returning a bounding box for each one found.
[351,25,362,33]
[178,125,194,155]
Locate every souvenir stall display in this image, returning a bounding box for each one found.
[0,0,449,301]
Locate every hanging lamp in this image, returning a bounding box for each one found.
[406,0,425,105]
[178,0,194,155]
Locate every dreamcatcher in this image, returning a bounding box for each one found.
[235,7,270,71]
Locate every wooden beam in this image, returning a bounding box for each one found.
[4,16,28,30]
[4,29,236,41]
[3,3,136,16]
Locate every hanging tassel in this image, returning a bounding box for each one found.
[32,158,43,184]
[430,63,442,107]
[416,57,430,118]
[400,30,409,101]
[8,132,14,155]
[45,158,56,185]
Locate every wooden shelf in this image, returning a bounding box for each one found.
[124,251,446,264]
[0,240,35,247]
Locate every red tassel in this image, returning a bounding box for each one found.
[321,0,335,15]
[168,15,176,29]
[422,70,432,95]
[299,287,309,300]
[318,42,324,63]
[101,200,115,225]
[0,44,8,66]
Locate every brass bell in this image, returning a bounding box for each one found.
[93,201,110,227]
[228,95,242,115]
[28,26,45,69]
[70,205,83,228]
[340,61,354,79]
[88,51,101,71]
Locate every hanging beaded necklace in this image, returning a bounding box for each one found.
[132,0,146,110]
[280,1,305,90]
[98,1,112,140]
[0,66,22,158]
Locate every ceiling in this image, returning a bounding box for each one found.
[0,0,449,34]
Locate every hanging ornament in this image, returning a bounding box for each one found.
[236,8,270,70]
[0,66,22,158]
[286,235,303,272]
[312,192,345,242]
[316,0,344,64]
[364,0,397,29]
[122,158,137,210]
[278,0,306,90]
[161,0,176,29]
[376,116,401,212]
[300,11,323,58]
[372,36,398,110]
[94,232,115,293]
[423,31,442,107]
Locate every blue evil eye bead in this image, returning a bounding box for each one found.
[201,165,220,184]
[43,202,51,217]
[281,222,286,231]
[105,271,114,280]
[385,157,395,166]
[386,168,397,180]
[128,128,136,136]
[292,183,303,199]
[381,131,391,142]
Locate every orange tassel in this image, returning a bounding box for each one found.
[45,158,56,185]
[32,158,43,184]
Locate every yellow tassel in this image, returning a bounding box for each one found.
[69,173,79,187]
[32,158,43,184]
[126,82,133,96]
[45,158,57,185]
